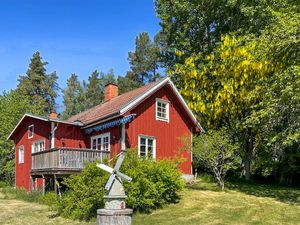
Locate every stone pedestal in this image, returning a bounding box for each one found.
[97,208,133,225]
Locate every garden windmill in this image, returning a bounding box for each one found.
[97,151,132,210]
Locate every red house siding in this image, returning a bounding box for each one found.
[55,123,88,149]
[15,118,51,190]
[126,84,193,174]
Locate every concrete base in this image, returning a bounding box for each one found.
[97,208,133,225]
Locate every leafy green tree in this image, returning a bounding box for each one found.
[17,52,59,114]
[246,66,300,184]
[61,74,86,119]
[193,130,239,190]
[154,0,296,69]
[0,90,44,183]
[128,32,161,84]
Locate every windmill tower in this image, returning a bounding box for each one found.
[96,151,133,225]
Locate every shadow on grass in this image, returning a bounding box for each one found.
[186,175,300,205]
[226,181,300,205]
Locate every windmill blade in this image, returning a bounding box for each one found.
[97,163,114,174]
[105,174,116,191]
[114,152,125,171]
[116,171,132,182]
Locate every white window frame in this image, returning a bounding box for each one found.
[28,124,34,139]
[31,139,45,153]
[90,132,110,152]
[156,98,170,123]
[18,145,24,164]
[138,135,156,159]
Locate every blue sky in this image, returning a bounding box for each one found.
[0,0,160,107]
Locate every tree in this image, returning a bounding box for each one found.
[248,66,300,184]
[0,90,44,183]
[193,130,239,190]
[61,74,85,119]
[154,0,296,69]
[85,70,102,108]
[128,32,161,84]
[117,73,142,95]
[17,52,59,114]
[172,34,278,180]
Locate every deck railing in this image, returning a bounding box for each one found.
[31,148,110,171]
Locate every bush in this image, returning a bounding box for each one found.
[40,192,61,210]
[57,149,184,220]
[0,180,9,188]
[57,162,109,220]
[122,150,184,212]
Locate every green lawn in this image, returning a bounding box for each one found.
[0,180,299,225]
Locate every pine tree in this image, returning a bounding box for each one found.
[62,74,85,119]
[17,52,59,114]
[127,32,161,84]
[85,70,101,108]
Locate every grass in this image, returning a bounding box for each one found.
[0,178,299,225]
[0,189,95,225]
[132,179,300,225]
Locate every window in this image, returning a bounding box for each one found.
[138,135,156,159]
[156,99,169,122]
[91,133,110,151]
[32,139,45,153]
[28,124,34,138]
[18,146,24,164]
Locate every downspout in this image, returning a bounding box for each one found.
[50,122,59,149]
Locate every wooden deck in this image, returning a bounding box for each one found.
[31,148,110,175]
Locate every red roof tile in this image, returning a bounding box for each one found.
[67,79,163,125]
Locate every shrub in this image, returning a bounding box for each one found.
[0,180,9,188]
[57,162,109,220]
[122,150,184,212]
[57,149,184,220]
[40,192,61,210]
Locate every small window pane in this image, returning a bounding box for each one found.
[140,146,146,157]
[140,138,146,145]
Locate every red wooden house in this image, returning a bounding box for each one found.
[8,77,203,192]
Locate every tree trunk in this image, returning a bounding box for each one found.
[243,135,255,181]
[244,157,251,180]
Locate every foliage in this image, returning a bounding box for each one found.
[57,162,108,220]
[61,73,86,119]
[246,66,300,183]
[193,130,240,189]
[17,51,59,114]
[56,149,184,220]
[1,186,43,203]
[85,69,116,108]
[61,69,116,118]
[172,35,275,129]
[154,0,295,69]
[121,149,184,212]
[117,74,142,95]
[0,90,44,183]
[127,32,162,84]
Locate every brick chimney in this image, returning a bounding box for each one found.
[104,83,118,102]
[49,111,58,120]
